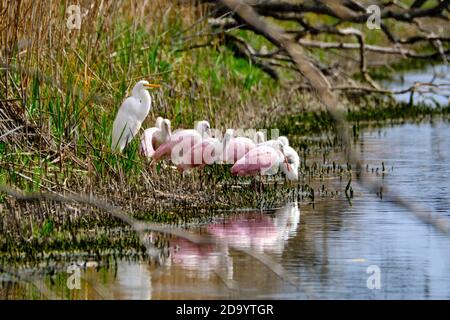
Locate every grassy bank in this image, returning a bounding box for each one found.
[1,1,449,263]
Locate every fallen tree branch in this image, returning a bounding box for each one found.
[298,39,450,59]
[220,0,450,235]
[202,1,449,101]
[223,33,279,79]
[250,0,450,23]
[0,184,302,291]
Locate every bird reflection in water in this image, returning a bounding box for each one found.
[168,203,300,279]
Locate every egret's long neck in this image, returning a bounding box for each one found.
[133,88,152,118]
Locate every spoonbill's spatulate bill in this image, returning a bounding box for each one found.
[112,80,160,152]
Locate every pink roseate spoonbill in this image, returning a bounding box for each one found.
[222,129,256,164]
[152,120,211,163]
[231,144,284,178]
[112,80,161,152]
[176,129,232,172]
[277,136,289,146]
[140,118,172,158]
[254,131,266,144]
[280,145,300,181]
[176,136,222,172]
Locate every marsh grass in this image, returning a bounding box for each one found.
[0,0,285,263]
[0,0,279,194]
[1,1,449,265]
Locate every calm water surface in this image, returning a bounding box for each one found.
[12,120,448,300]
[384,63,450,106]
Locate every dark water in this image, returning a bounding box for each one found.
[5,121,450,299]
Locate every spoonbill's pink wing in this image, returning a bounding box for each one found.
[154,129,202,162]
[176,138,219,172]
[225,137,256,163]
[140,127,160,157]
[152,141,171,160]
[231,146,279,176]
[198,138,221,164]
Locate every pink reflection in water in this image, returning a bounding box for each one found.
[169,203,300,277]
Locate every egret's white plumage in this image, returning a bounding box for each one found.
[112,80,160,152]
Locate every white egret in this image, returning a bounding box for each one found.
[111,80,160,152]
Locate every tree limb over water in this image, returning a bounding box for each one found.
[193,0,450,96]
[218,0,450,235]
[0,184,304,294]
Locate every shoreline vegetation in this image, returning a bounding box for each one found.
[1,1,450,265]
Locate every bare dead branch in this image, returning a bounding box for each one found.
[199,0,449,101]
[298,39,450,59]
[223,34,279,79]
[220,0,450,236]
[250,0,450,23]
[0,184,302,290]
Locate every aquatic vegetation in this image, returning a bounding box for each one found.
[1,2,450,299]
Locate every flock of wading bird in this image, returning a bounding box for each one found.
[111,80,300,182]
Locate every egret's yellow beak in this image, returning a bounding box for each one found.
[144,83,161,89]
